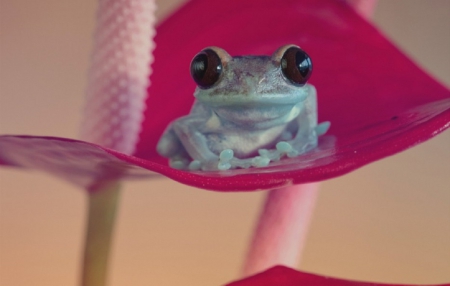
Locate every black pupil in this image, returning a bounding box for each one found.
[190,49,222,88]
[281,47,312,86]
[295,51,311,78]
[192,54,208,78]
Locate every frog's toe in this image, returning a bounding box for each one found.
[315,121,331,136]
[276,141,293,152]
[287,150,300,158]
[258,149,270,156]
[258,148,281,161]
[197,158,221,171]
[251,156,270,167]
[275,141,300,159]
[169,159,189,170]
[218,149,234,170]
[188,160,201,170]
[218,161,232,170]
[219,149,234,161]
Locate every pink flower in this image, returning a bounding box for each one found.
[226,265,450,286]
[1,1,449,285]
[1,0,448,192]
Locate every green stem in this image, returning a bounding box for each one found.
[81,182,121,286]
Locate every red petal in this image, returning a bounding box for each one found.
[0,0,449,191]
[225,265,450,286]
[136,0,450,160]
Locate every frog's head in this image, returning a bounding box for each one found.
[190,45,314,124]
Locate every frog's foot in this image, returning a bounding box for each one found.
[218,142,301,168]
[217,149,270,170]
[315,121,331,136]
[169,155,190,170]
[203,145,304,171]
[258,141,299,162]
[187,160,202,170]
[276,141,300,158]
[258,148,281,161]
[250,156,271,168]
[218,149,234,170]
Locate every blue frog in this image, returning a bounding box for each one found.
[157,45,330,171]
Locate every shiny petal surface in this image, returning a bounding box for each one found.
[225,265,450,286]
[1,0,449,191]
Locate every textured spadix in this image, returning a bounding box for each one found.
[80,0,156,155]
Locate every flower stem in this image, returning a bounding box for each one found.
[242,183,319,276]
[81,182,121,286]
[242,2,378,277]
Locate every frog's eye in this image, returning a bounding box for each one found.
[280,46,313,86]
[190,49,223,89]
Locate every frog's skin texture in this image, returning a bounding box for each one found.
[157,45,330,171]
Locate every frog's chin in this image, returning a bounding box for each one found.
[212,103,301,127]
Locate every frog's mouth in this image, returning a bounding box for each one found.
[213,103,302,127]
[198,92,307,107]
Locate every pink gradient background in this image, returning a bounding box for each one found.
[1,0,449,285]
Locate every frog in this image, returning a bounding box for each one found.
[157,44,330,171]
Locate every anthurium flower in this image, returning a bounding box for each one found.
[0,0,449,192]
[225,265,450,286]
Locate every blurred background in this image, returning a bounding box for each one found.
[0,0,449,285]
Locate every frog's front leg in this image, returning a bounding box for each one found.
[216,149,271,170]
[271,85,329,159]
[171,117,221,171]
[157,127,192,169]
[282,85,319,155]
